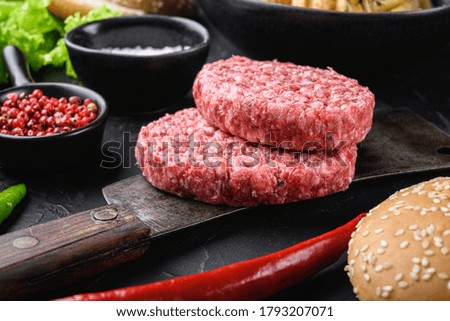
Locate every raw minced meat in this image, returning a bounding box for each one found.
[136,108,357,207]
[193,56,375,150]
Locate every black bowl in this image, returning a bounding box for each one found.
[199,0,450,75]
[65,15,210,113]
[0,46,108,170]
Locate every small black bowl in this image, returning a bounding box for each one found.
[65,15,210,113]
[199,0,450,75]
[0,46,108,170]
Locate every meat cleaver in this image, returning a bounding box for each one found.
[1,109,450,300]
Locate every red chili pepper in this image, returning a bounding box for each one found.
[58,213,366,301]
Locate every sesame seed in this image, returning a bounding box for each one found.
[383,285,393,291]
[349,266,354,276]
[412,257,421,264]
[434,236,443,247]
[433,198,441,204]
[395,273,403,281]
[374,265,383,272]
[395,229,405,237]
[377,248,385,255]
[375,228,384,234]
[393,210,401,215]
[441,247,449,255]
[367,253,377,265]
[381,291,390,298]
[425,267,436,274]
[422,240,430,249]
[364,274,371,282]
[440,207,449,212]
[400,241,409,249]
[360,265,367,273]
[421,229,428,238]
[354,249,360,257]
[412,264,421,273]
[438,272,448,280]
[428,224,436,234]
[376,287,382,297]
[353,287,359,294]
[349,259,356,266]
[406,205,414,210]
[430,207,437,212]
[409,224,419,231]
[380,240,388,248]
[398,281,409,288]
[424,249,435,256]
[414,234,423,242]
[383,262,393,270]
[445,213,450,217]
[410,272,419,281]
[420,210,427,216]
[388,206,397,212]
[422,273,432,281]
[361,244,369,252]
[447,281,450,290]
[362,230,370,237]
[444,230,450,236]
[402,192,410,197]
[421,257,429,267]
[418,191,426,195]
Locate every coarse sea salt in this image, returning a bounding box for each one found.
[100,45,191,56]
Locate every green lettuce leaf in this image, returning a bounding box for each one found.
[0,0,120,84]
[47,5,122,78]
[0,1,22,21]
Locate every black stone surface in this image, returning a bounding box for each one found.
[0,14,449,301]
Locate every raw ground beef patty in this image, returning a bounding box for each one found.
[136,108,357,207]
[193,56,375,150]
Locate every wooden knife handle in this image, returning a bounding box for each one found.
[0,204,152,300]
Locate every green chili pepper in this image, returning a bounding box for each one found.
[0,183,26,225]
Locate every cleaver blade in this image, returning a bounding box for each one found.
[102,174,245,239]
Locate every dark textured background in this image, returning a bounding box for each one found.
[0,13,449,300]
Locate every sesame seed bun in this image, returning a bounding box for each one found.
[346,177,450,300]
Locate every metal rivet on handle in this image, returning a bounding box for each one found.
[13,236,39,249]
[91,208,119,222]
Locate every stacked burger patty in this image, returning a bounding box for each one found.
[136,56,375,206]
